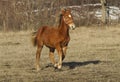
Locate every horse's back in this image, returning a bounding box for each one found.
[38,26,57,33]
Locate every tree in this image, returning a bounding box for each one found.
[100,0,107,24]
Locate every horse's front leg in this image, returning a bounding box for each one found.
[56,45,63,69]
[36,46,43,71]
[62,46,67,61]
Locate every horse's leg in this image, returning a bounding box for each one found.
[62,46,67,61]
[56,45,63,69]
[49,48,57,67]
[36,45,43,71]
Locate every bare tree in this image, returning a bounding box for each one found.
[0,0,119,31]
[100,0,107,24]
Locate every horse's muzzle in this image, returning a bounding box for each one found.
[69,23,76,30]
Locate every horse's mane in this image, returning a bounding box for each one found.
[58,9,67,27]
[58,14,63,27]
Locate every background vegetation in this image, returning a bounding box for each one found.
[0,0,119,31]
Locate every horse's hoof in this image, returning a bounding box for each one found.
[36,68,40,71]
[54,63,58,68]
[58,65,62,69]
[36,67,41,71]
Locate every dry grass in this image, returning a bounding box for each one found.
[0,26,120,82]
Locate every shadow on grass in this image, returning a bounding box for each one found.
[63,60,101,69]
[45,60,101,70]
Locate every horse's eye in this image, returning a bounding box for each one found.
[68,15,71,18]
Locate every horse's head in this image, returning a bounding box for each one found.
[61,9,76,30]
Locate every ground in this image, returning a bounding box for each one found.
[0,26,120,82]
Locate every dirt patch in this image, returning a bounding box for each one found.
[0,42,20,46]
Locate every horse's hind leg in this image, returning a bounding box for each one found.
[36,45,43,71]
[49,48,57,67]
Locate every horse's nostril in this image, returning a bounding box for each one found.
[69,24,76,30]
[72,25,76,30]
[72,27,75,30]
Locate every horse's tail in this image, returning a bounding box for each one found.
[31,32,37,46]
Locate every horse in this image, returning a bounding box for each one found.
[32,9,76,71]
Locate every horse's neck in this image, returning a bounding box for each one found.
[58,18,69,36]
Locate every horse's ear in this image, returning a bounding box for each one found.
[66,8,71,12]
[61,8,65,14]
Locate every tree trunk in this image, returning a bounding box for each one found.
[100,0,107,24]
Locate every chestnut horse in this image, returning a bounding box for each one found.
[32,9,75,71]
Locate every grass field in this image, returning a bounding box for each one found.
[0,26,120,82]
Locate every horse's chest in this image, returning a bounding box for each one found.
[61,37,70,46]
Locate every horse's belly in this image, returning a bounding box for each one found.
[43,41,55,48]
